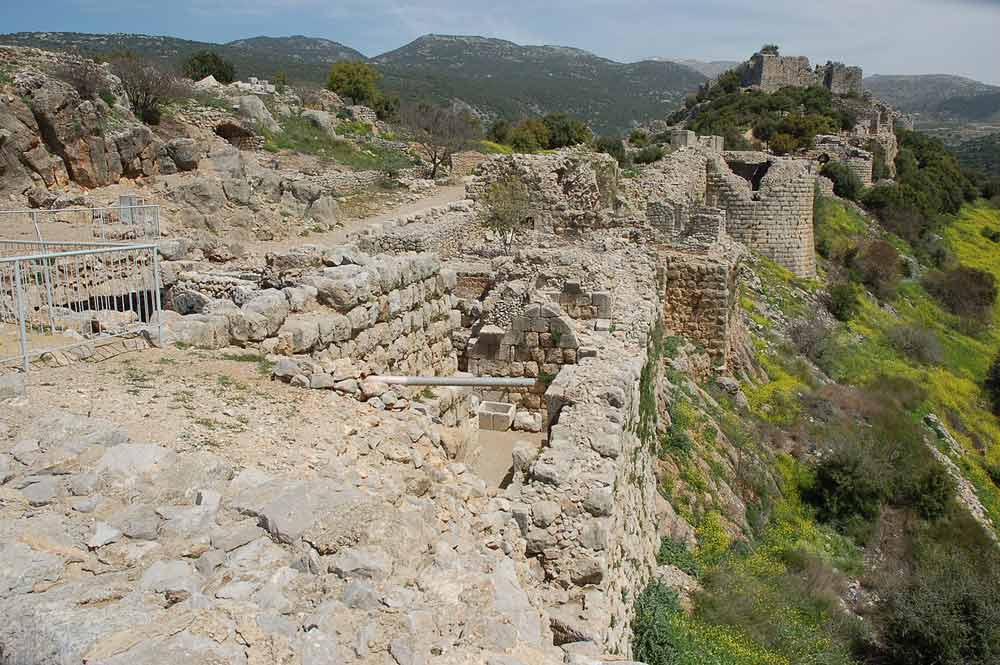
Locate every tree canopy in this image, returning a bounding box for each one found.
[182,50,235,84]
[326,62,381,106]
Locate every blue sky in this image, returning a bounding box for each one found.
[5,0,1000,84]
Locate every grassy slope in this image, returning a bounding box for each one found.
[754,199,1000,529]
[819,202,1000,526]
[648,199,1000,664]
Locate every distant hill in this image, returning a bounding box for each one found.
[0,32,365,83]
[864,74,1000,122]
[373,35,707,133]
[0,31,707,133]
[672,59,742,79]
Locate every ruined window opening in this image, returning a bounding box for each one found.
[725,159,772,191]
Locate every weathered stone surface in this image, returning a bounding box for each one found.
[235,95,279,132]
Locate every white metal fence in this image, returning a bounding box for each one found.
[0,203,161,244]
[0,241,162,373]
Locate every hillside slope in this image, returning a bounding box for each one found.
[373,34,707,133]
[865,73,1000,122]
[0,32,366,83]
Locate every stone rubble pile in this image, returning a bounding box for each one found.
[0,406,580,665]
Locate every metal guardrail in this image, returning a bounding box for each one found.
[0,241,162,373]
[0,204,161,243]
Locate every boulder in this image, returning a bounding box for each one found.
[235,95,279,133]
[300,109,339,138]
[167,178,226,215]
[165,138,200,171]
[243,290,290,339]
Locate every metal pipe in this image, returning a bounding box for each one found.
[370,375,537,387]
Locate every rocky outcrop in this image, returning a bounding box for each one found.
[0,67,164,195]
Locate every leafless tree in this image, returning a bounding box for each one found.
[49,59,108,100]
[398,102,479,179]
[108,55,181,124]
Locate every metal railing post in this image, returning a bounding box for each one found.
[151,247,163,346]
[13,262,30,374]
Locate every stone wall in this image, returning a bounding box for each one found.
[658,236,747,363]
[451,150,490,177]
[744,53,816,92]
[810,135,875,186]
[154,251,462,391]
[620,148,708,214]
[355,201,478,258]
[821,62,864,96]
[465,303,582,411]
[706,152,817,277]
[648,202,727,250]
[507,298,663,657]
[468,150,619,230]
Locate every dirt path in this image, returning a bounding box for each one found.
[258,184,467,254]
[473,430,545,488]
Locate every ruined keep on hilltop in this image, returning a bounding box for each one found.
[742,51,864,96]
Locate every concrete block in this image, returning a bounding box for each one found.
[478,401,516,431]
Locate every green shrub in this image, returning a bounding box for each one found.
[542,112,591,148]
[487,118,512,144]
[509,119,549,153]
[923,265,997,323]
[986,353,1000,417]
[821,162,864,201]
[826,279,860,321]
[182,50,235,84]
[806,440,889,526]
[657,537,702,577]
[904,465,955,520]
[981,226,1000,243]
[634,145,665,165]
[595,135,628,166]
[631,582,684,665]
[886,324,943,365]
[629,128,650,147]
[326,61,381,105]
[880,548,1000,665]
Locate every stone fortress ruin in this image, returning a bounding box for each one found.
[0,43,912,665]
[743,51,863,97]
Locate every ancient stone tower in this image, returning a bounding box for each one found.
[743,52,863,97]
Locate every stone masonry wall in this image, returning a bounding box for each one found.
[468,150,619,230]
[707,152,817,277]
[620,148,708,214]
[658,238,747,363]
[810,135,874,187]
[743,52,863,97]
[744,54,816,92]
[355,201,477,258]
[507,297,662,657]
[155,252,461,386]
[465,302,582,411]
